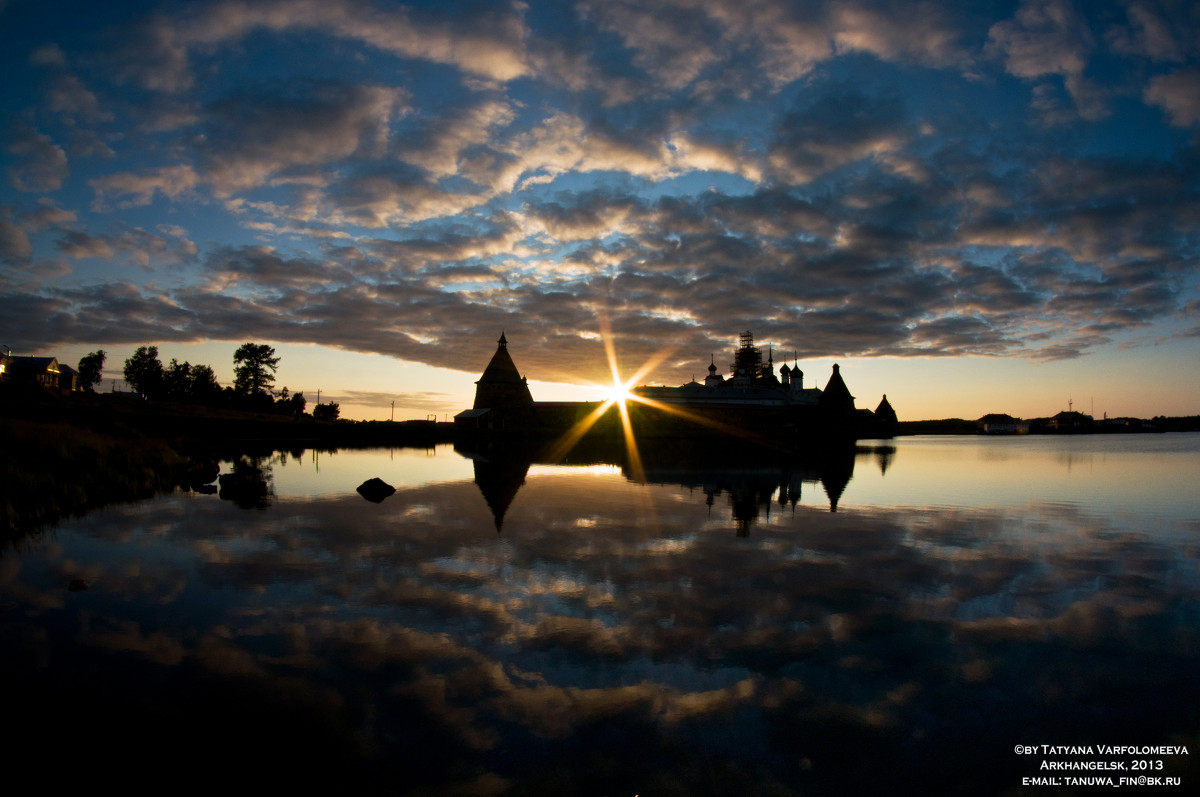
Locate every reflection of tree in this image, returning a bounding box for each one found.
[217,455,273,509]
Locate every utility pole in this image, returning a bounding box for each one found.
[391,400,395,422]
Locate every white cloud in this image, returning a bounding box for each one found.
[578,0,724,90]
[5,125,69,193]
[89,165,200,209]
[397,100,517,180]
[1144,68,1200,127]
[987,0,1108,121]
[1106,1,1192,62]
[109,0,532,93]
[832,1,970,68]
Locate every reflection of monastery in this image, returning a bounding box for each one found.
[455,331,896,442]
[459,432,892,534]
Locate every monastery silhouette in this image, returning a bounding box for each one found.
[454,331,896,442]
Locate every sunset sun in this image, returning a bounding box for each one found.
[604,375,637,408]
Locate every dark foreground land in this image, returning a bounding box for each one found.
[1,385,455,536]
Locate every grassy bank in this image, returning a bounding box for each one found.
[0,418,188,537]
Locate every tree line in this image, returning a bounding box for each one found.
[75,344,340,420]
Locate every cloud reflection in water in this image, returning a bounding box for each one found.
[3,439,1199,794]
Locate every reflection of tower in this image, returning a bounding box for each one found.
[471,457,529,532]
[726,477,775,536]
[873,445,895,476]
[777,471,804,510]
[817,448,855,513]
[459,438,534,532]
[635,438,858,525]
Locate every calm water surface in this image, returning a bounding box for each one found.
[4,434,1199,795]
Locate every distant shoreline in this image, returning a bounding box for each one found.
[4,382,1198,447]
[896,417,1200,435]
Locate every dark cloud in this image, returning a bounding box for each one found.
[203,245,347,289]
[200,81,409,196]
[770,83,914,181]
[0,208,32,264]
[55,224,196,268]
[1144,67,1200,126]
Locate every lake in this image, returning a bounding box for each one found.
[4,434,1199,795]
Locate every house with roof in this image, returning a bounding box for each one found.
[1050,410,1094,431]
[1,351,84,394]
[979,413,1028,434]
[3,355,71,391]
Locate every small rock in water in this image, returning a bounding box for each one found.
[357,477,396,503]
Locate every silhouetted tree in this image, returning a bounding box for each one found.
[190,364,222,403]
[77,350,106,392]
[233,343,279,397]
[164,358,192,400]
[123,346,164,399]
[277,386,306,417]
[154,358,223,404]
[313,402,340,421]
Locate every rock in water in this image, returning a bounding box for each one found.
[357,477,396,503]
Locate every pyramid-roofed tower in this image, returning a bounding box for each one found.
[874,394,897,424]
[819,363,855,411]
[473,332,534,411]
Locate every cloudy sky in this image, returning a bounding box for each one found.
[2,0,1198,421]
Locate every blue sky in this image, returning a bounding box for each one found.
[2,0,1198,421]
